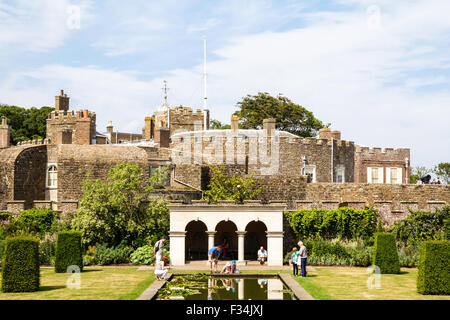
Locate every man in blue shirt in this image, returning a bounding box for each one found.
[208,245,222,273]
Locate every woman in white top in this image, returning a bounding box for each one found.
[154,256,169,280]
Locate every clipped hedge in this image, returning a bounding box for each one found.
[285,207,377,241]
[372,233,400,274]
[417,240,450,295]
[1,236,40,292]
[55,231,83,273]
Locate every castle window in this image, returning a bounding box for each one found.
[47,165,58,188]
[367,167,383,183]
[336,166,345,183]
[387,167,401,184]
[302,165,316,183]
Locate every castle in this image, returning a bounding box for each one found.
[0,90,448,225]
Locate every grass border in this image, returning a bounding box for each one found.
[119,272,156,300]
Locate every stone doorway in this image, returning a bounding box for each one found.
[185,220,208,261]
[215,220,238,260]
[245,221,267,260]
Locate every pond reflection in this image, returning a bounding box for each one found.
[157,275,297,300]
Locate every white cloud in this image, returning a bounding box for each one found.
[0,0,449,168]
[0,0,94,52]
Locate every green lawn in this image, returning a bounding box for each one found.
[294,267,450,300]
[0,266,155,300]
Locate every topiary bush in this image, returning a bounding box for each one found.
[1,236,40,292]
[372,233,400,274]
[55,231,83,273]
[417,240,450,295]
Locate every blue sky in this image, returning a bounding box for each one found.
[0,0,449,168]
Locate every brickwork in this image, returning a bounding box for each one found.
[6,201,26,216]
[354,145,410,183]
[46,109,96,145]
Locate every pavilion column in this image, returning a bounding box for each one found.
[236,231,247,265]
[206,231,216,250]
[169,231,186,266]
[266,231,284,266]
[238,279,245,300]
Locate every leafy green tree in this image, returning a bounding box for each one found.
[202,165,263,204]
[410,166,430,184]
[71,163,169,247]
[210,119,231,130]
[233,92,327,137]
[0,104,53,145]
[433,163,449,184]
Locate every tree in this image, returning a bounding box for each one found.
[410,166,430,184]
[433,163,450,184]
[202,165,263,204]
[210,119,231,130]
[0,104,53,145]
[233,92,327,137]
[71,163,169,247]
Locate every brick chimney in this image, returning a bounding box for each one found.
[155,127,170,148]
[231,116,239,133]
[0,116,10,148]
[55,89,70,112]
[263,118,276,136]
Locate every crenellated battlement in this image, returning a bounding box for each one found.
[48,109,96,121]
[355,145,409,157]
[170,106,204,117]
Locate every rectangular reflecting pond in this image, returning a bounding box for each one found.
[155,274,298,300]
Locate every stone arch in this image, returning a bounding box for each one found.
[215,220,238,260]
[245,220,268,260]
[185,220,208,260]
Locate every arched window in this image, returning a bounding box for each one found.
[47,165,58,188]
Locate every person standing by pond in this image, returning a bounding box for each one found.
[298,241,307,277]
[291,247,299,276]
[154,236,167,265]
[208,245,223,273]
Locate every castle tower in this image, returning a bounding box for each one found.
[46,90,97,145]
[0,116,10,149]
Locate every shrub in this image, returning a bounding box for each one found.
[0,212,12,223]
[417,240,450,295]
[393,207,449,247]
[17,208,58,236]
[398,246,420,268]
[71,163,169,247]
[131,244,170,265]
[91,242,133,265]
[55,231,83,273]
[285,207,377,241]
[372,233,400,274]
[39,236,56,266]
[283,239,371,267]
[1,236,40,292]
